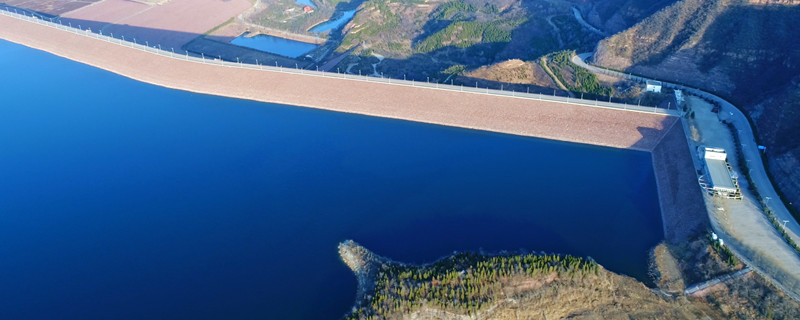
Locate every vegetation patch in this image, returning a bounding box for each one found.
[545,51,612,97]
[345,251,598,319]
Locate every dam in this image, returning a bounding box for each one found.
[0,9,679,151]
[0,9,708,320]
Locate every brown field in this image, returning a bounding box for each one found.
[60,0,252,50]
[1,0,100,15]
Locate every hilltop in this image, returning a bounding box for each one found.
[592,0,800,215]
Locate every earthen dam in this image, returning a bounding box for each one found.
[0,11,707,243]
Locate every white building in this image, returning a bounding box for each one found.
[646,80,662,93]
[703,147,738,197]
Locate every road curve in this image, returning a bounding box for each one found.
[573,53,800,300]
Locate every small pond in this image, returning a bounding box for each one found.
[230,32,318,58]
[296,0,315,7]
[309,9,357,33]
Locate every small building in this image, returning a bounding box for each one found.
[703,147,738,197]
[646,80,662,93]
[303,6,314,13]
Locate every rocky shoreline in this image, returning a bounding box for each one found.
[338,240,388,305]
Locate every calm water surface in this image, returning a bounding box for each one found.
[0,39,663,319]
[230,32,318,58]
[296,0,315,7]
[309,10,357,33]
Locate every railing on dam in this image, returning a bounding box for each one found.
[0,7,681,117]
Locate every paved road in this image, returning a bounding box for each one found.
[573,53,800,300]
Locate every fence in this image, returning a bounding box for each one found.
[0,7,680,117]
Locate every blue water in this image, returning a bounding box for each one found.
[0,39,663,320]
[309,10,357,33]
[230,32,318,58]
[296,0,315,7]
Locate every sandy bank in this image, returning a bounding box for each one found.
[0,13,674,151]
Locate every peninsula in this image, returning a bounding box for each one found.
[338,240,724,319]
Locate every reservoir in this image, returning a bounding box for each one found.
[309,9,357,33]
[230,32,318,58]
[0,39,663,320]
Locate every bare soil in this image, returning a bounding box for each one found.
[1,0,100,16]
[652,243,685,293]
[463,59,556,89]
[60,0,252,51]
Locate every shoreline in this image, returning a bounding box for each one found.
[0,12,674,152]
[0,9,707,238]
[1,10,715,311]
[0,10,708,241]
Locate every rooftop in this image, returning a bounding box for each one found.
[706,158,736,192]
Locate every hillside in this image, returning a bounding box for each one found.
[593,0,800,215]
[750,77,800,213]
[334,0,603,84]
[573,0,679,34]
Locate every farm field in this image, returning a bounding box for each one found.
[1,0,100,15]
[60,0,252,51]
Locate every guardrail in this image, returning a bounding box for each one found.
[0,6,680,117]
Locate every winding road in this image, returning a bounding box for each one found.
[573,53,800,300]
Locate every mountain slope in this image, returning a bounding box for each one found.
[593,0,800,215]
[335,0,603,83]
[574,0,679,34]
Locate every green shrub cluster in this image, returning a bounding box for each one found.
[345,252,598,320]
[415,20,514,53]
[432,1,476,20]
[709,234,739,267]
[441,64,466,75]
[547,51,612,96]
[341,0,402,47]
